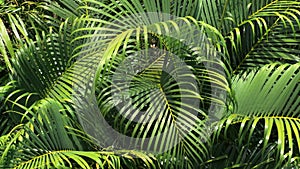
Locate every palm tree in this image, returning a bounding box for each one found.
[0,0,299,168]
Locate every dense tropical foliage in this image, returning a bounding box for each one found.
[0,0,299,168]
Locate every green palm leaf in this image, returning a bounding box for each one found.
[1,98,157,169]
[2,0,299,168]
[66,1,231,167]
[200,0,300,72]
[233,63,299,115]
[213,63,300,167]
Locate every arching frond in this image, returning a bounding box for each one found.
[0,99,158,169]
[200,0,300,72]
[1,0,299,168]
[72,14,231,167]
[212,63,300,167]
[233,63,300,116]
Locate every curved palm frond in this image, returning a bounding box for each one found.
[10,15,90,99]
[228,3,300,72]
[200,0,300,73]
[67,1,232,167]
[0,98,157,169]
[0,0,85,75]
[1,0,299,168]
[4,18,226,169]
[73,24,220,169]
[233,63,299,115]
[14,150,158,169]
[212,63,300,167]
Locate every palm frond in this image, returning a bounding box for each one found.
[2,0,299,168]
[233,63,300,115]
[199,0,300,73]
[69,8,231,167]
[2,98,158,169]
[212,63,300,167]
